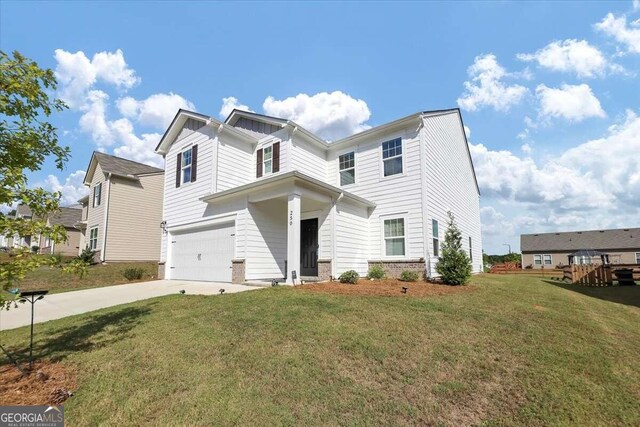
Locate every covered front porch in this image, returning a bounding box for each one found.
[200,171,374,284]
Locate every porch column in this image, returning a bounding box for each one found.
[286,192,301,284]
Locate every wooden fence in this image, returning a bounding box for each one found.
[489,262,521,274]
[563,264,640,286]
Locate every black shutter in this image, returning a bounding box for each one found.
[272,142,280,173]
[256,148,263,178]
[191,145,198,182]
[176,152,182,188]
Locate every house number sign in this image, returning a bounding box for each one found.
[289,210,293,226]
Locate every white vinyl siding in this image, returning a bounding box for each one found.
[422,112,482,275]
[334,200,369,276]
[339,152,355,186]
[85,163,107,255]
[290,134,328,181]
[245,200,287,279]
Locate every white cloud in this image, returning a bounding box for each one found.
[78,90,114,148]
[520,143,532,154]
[117,93,195,129]
[263,91,371,140]
[472,110,640,250]
[463,125,471,139]
[43,170,89,205]
[457,54,528,112]
[112,119,164,168]
[634,0,640,11]
[54,49,139,108]
[595,13,640,54]
[517,39,614,78]
[535,84,605,122]
[219,96,253,119]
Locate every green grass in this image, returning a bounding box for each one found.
[1,274,639,425]
[1,255,158,294]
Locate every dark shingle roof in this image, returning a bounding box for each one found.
[48,207,82,228]
[521,228,640,252]
[94,152,163,177]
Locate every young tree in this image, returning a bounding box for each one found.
[435,211,473,285]
[0,50,86,307]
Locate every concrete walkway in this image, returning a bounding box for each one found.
[0,280,259,331]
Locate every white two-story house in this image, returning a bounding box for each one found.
[155,108,482,284]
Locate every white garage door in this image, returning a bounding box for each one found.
[171,222,235,282]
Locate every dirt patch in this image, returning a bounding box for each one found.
[296,279,475,297]
[0,361,77,406]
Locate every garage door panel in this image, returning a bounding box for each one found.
[171,222,235,282]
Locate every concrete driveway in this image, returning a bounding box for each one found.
[0,280,259,331]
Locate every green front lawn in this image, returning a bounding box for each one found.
[1,257,158,294]
[1,274,639,425]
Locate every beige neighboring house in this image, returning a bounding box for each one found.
[4,205,35,249]
[521,227,640,269]
[38,206,83,256]
[77,152,164,262]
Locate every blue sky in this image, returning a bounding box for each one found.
[2,1,639,253]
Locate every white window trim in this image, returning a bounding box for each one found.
[89,227,98,251]
[92,183,102,208]
[379,137,406,181]
[635,252,640,264]
[181,147,193,185]
[338,150,356,187]
[380,214,408,258]
[432,219,440,258]
[262,143,274,176]
[533,254,542,265]
[543,254,552,265]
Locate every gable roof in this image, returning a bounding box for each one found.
[155,109,257,155]
[521,227,640,252]
[48,206,82,228]
[84,152,163,185]
[16,204,33,217]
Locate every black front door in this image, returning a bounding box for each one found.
[300,218,318,276]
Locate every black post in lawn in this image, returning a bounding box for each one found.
[19,290,48,370]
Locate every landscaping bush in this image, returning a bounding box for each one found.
[367,265,386,280]
[31,245,39,254]
[435,211,472,285]
[338,270,359,284]
[399,270,419,282]
[123,267,145,281]
[78,247,96,264]
[50,252,64,265]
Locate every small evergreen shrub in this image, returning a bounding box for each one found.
[78,247,96,264]
[31,245,39,254]
[399,270,419,282]
[367,265,386,280]
[435,212,473,285]
[339,270,359,284]
[123,267,145,281]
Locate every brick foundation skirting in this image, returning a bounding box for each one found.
[368,259,426,279]
[232,259,246,284]
[317,259,332,281]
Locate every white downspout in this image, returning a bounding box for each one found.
[100,174,112,262]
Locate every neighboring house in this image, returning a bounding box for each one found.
[155,108,482,284]
[8,205,34,248]
[78,152,164,262]
[521,227,640,268]
[37,206,83,256]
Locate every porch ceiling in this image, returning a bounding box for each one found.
[200,171,375,208]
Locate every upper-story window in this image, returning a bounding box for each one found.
[339,152,355,186]
[182,148,192,183]
[256,142,280,178]
[176,145,198,188]
[382,138,403,177]
[92,183,102,208]
[263,146,273,175]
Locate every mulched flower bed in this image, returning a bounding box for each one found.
[0,361,76,406]
[296,278,475,297]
